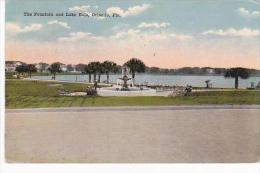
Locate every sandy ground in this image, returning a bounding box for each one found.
[5,106,260,163]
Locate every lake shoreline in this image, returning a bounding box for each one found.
[28,74,260,89]
[20,78,260,91]
[27,73,260,77]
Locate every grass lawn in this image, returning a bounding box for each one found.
[5,79,260,109]
[5,72,84,80]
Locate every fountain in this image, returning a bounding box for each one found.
[97,66,157,96]
[116,66,133,91]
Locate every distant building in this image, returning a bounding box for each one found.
[5,61,25,72]
[35,62,49,72]
[75,64,86,73]
[206,68,215,74]
[66,64,78,73]
[60,64,67,72]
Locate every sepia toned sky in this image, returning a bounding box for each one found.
[5,0,260,69]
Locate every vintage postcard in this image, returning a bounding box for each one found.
[3,0,260,164]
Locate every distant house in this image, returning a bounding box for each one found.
[206,68,215,74]
[66,64,78,73]
[5,61,26,72]
[201,67,215,75]
[75,64,86,73]
[71,65,79,73]
[60,63,67,72]
[35,62,49,72]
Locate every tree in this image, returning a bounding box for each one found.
[88,61,101,82]
[103,61,118,83]
[84,64,92,83]
[214,68,226,75]
[176,67,193,74]
[149,67,160,74]
[124,58,146,85]
[75,63,86,72]
[27,64,37,78]
[224,67,250,89]
[161,68,169,74]
[97,62,104,83]
[48,62,62,80]
[15,65,28,76]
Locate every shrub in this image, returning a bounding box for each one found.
[86,88,97,96]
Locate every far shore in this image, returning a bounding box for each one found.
[30,72,260,77]
[6,71,260,77]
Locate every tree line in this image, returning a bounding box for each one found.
[13,58,253,89]
[15,58,146,84]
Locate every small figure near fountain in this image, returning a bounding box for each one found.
[94,79,98,90]
[205,80,212,88]
[116,66,133,91]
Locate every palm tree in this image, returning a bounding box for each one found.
[48,62,62,80]
[124,58,146,85]
[224,67,250,89]
[27,64,37,78]
[103,61,118,83]
[88,61,101,82]
[97,62,104,83]
[84,64,92,83]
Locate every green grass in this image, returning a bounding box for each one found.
[30,72,83,76]
[6,72,84,79]
[5,72,16,79]
[5,80,260,109]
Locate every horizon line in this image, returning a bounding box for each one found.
[5,59,260,70]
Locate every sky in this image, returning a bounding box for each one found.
[5,0,260,69]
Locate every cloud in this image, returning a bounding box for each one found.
[237,7,260,18]
[111,29,192,41]
[6,22,43,34]
[144,32,192,41]
[111,24,130,32]
[202,28,260,37]
[110,29,141,39]
[138,22,171,29]
[169,33,193,40]
[58,32,103,41]
[69,4,150,19]
[48,20,71,29]
[106,4,151,17]
[69,5,91,13]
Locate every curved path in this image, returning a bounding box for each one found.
[5,105,260,163]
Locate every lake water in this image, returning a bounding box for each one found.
[31,74,260,88]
